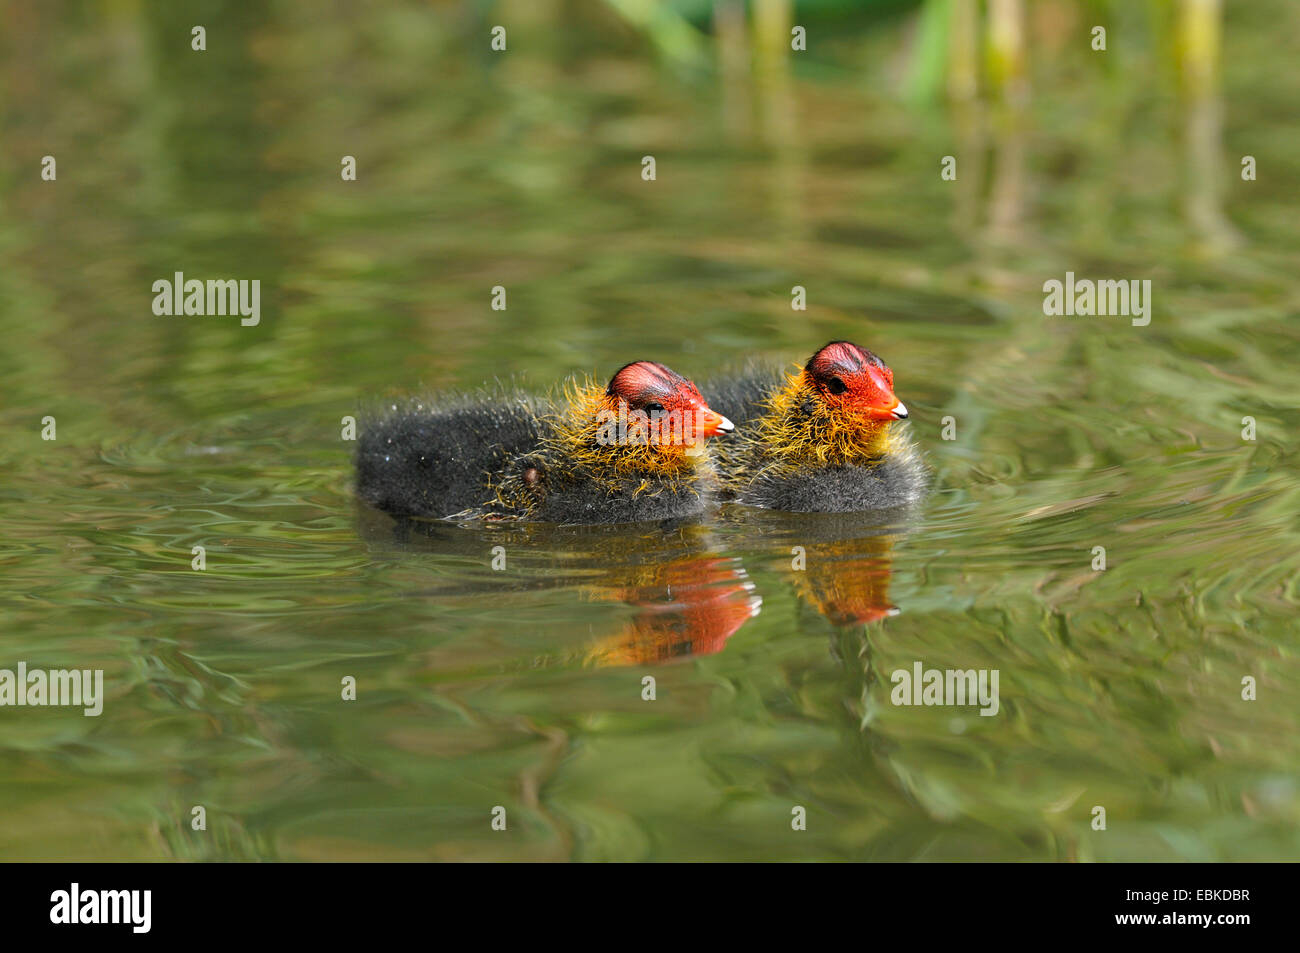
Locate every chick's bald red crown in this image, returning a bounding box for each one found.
[602,360,734,445]
[804,341,908,421]
[593,342,907,451]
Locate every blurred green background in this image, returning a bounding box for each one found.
[0,0,1297,860]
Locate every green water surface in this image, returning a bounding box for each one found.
[1,1,1297,861]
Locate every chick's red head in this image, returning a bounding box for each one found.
[803,341,907,422]
[605,360,734,446]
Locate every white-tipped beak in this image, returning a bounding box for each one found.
[891,402,908,420]
[716,414,735,433]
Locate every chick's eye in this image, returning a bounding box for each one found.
[826,377,848,395]
[644,402,665,415]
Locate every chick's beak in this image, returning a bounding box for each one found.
[863,394,908,421]
[697,408,734,437]
[863,366,908,421]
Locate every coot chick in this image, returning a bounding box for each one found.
[356,361,734,524]
[707,341,925,512]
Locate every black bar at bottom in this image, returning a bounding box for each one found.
[1,861,1284,941]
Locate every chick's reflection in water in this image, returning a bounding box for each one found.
[584,556,761,666]
[357,512,760,666]
[741,511,906,629]
[792,532,898,627]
